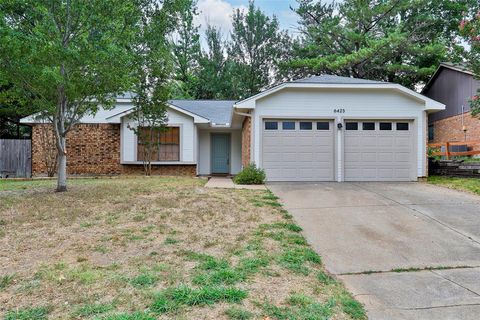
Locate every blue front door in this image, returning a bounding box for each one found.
[211,133,230,174]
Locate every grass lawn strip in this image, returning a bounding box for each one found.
[427,176,480,196]
[0,177,365,319]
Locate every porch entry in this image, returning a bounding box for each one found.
[211,133,230,174]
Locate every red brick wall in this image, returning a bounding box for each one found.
[31,124,196,176]
[430,112,480,143]
[121,164,196,175]
[241,116,251,168]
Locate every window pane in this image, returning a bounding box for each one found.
[428,125,434,141]
[379,122,392,130]
[137,126,180,161]
[265,121,278,130]
[345,122,358,130]
[396,122,409,131]
[282,121,295,130]
[317,122,330,130]
[300,122,312,130]
[362,122,375,130]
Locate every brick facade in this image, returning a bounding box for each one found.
[31,124,196,176]
[430,112,480,144]
[241,116,251,167]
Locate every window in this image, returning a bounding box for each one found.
[396,122,409,131]
[282,121,295,130]
[362,122,375,131]
[345,122,358,130]
[265,121,278,130]
[428,124,434,141]
[317,122,330,130]
[137,127,180,161]
[379,122,392,130]
[300,122,312,130]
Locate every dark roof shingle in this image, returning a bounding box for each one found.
[168,99,236,124]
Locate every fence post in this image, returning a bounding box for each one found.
[445,141,450,160]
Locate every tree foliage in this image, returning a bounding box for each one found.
[171,0,201,98]
[0,0,139,190]
[195,25,236,99]
[228,1,291,98]
[129,0,180,176]
[460,11,480,116]
[287,0,475,88]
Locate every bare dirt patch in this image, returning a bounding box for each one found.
[0,177,365,319]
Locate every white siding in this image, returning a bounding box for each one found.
[121,107,196,163]
[252,87,428,181]
[198,129,242,175]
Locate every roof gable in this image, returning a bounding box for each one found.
[234,75,444,111]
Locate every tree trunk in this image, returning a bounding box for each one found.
[56,144,67,192]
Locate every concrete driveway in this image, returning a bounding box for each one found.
[268,182,480,320]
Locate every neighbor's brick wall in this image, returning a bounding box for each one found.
[32,124,196,176]
[430,112,480,144]
[241,116,251,167]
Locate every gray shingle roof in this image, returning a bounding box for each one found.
[291,75,386,85]
[168,99,236,124]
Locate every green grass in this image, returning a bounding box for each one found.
[189,254,269,286]
[95,312,155,320]
[4,307,50,320]
[73,303,114,317]
[1,274,14,291]
[225,306,254,320]
[263,294,335,320]
[150,285,248,314]
[428,176,480,196]
[278,247,322,275]
[164,237,179,245]
[316,270,336,285]
[130,273,157,288]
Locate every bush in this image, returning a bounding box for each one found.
[234,164,266,185]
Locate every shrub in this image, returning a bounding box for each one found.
[234,164,266,185]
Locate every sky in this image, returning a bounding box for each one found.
[195,0,301,39]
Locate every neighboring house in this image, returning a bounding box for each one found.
[21,75,444,182]
[422,62,480,143]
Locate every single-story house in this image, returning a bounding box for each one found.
[21,75,445,182]
[423,62,480,143]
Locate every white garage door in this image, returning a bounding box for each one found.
[344,120,416,181]
[262,119,335,181]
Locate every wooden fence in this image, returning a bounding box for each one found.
[428,140,480,160]
[0,139,32,178]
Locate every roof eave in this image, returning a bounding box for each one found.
[234,83,444,110]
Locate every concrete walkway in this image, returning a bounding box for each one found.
[205,177,266,190]
[269,182,480,320]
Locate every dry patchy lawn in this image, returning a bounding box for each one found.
[0,177,365,320]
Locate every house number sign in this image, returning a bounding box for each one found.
[333,108,346,114]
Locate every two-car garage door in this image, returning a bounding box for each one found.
[261,119,415,182]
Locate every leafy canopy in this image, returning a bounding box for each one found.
[287,0,475,88]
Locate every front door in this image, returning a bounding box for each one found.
[211,133,230,174]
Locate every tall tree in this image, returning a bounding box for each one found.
[288,0,475,88]
[228,1,291,99]
[0,0,138,191]
[195,25,235,99]
[130,0,179,176]
[171,0,201,98]
[460,10,480,116]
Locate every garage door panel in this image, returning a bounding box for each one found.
[345,120,415,181]
[395,152,411,162]
[262,120,334,181]
[377,152,394,162]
